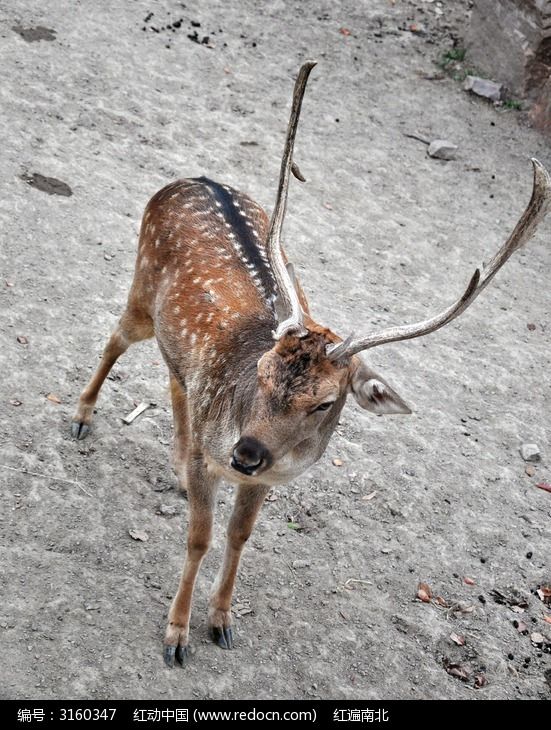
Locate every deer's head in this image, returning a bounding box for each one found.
[231,326,410,480]
[230,62,551,481]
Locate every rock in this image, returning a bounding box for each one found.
[428,139,458,160]
[158,503,180,516]
[129,529,149,542]
[520,443,541,463]
[464,75,503,103]
[292,559,310,569]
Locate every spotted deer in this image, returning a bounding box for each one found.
[72,62,551,666]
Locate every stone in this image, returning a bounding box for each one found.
[520,443,541,462]
[159,503,181,516]
[427,139,458,160]
[464,75,503,102]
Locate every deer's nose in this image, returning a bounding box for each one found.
[231,437,271,476]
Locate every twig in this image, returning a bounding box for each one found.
[122,401,155,425]
[403,131,431,145]
[344,578,373,589]
[0,464,93,497]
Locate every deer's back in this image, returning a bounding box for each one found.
[131,178,282,391]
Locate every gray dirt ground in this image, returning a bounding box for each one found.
[0,0,550,701]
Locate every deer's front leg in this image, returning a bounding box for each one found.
[208,483,270,649]
[163,454,219,668]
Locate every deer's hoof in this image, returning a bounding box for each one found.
[209,625,233,650]
[71,421,90,440]
[163,643,189,668]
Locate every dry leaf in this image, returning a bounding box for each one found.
[543,615,551,626]
[46,393,61,404]
[463,576,475,586]
[417,582,432,603]
[332,458,343,467]
[450,632,465,646]
[536,482,551,494]
[537,586,551,604]
[362,491,378,501]
[474,673,488,689]
[434,595,449,607]
[129,529,149,542]
[525,465,535,477]
[444,661,470,682]
[339,27,351,36]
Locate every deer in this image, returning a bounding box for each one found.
[71,61,551,667]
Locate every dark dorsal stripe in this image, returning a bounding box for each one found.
[194,177,276,300]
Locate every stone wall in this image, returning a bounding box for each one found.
[467,0,551,131]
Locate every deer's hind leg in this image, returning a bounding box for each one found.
[169,375,191,491]
[71,304,153,439]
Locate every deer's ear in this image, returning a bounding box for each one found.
[349,358,412,415]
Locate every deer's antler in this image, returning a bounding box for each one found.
[267,61,317,340]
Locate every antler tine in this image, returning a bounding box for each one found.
[267,61,317,340]
[328,158,551,359]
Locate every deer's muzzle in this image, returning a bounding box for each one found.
[231,437,272,476]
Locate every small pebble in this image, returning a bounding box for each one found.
[428,139,458,160]
[520,443,540,463]
[464,75,503,102]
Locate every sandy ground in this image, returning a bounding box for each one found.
[1,0,550,701]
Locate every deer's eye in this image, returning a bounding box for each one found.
[313,401,334,413]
